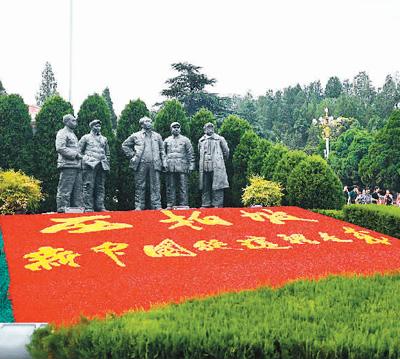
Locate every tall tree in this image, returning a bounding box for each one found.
[325,76,342,98]
[373,75,399,120]
[359,110,400,191]
[36,62,58,106]
[161,62,221,116]
[115,99,149,210]
[353,71,376,105]
[0,80,6,95]
[102,87,118,130]
[32,96,74,212]
[0,94,33,174]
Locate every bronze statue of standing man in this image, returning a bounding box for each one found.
[79,119,110,212]
[164,122,195,208]
[198,122,229,208]
[122,116,166,210]
[55,114,83,212]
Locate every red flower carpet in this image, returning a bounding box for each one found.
[1,206,399,325]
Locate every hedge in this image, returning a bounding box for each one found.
[311,209,345,221]
[343,204,400,239]
[0,229,14,322]
[28,274,400,359]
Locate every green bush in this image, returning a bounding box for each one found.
[343,205,400,239]
[0,170,43,214]
[28,274,400,359]
[260,143,288,180]
[311,208,345,221]
[287,155,344,209]
[241,176,283,207]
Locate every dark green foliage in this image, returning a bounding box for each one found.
[260,143,288,180]
[77,94,116,209]
[359,110,400,191]
[0,80,6,95]
[247,138,272,176]
[329,128,373,186]
[0,94,33,174]
[272,150,308,204]
[0,230,14,322]
[231,131,260,206]
[219,115,252,206]
[153,99,189,140]
[28,274,400,359]
[343,205,400,239]
[102,87,118,130]
[35,62,58,106]
[115,99,149,210]
[32,96,74,212]
[325,76,342,98]
[287,155,344,209]
[188,108,217,157]
[161,62,219,116]
[311,208,345,221]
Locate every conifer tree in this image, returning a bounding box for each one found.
[35,62,58,106]
[102,87,118,130]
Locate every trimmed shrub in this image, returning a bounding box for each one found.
[242,176,283,207]
[311,209,345,221]
[231,130,260,206]
[28,274,400,359]
[0,231,14,322]
[247,138,272,176]
[260,143,288,180]
[272,150,308,204]
[287,155,344,209]
[0,170,43,214]
[343,204,400,239]
[0,94,33,175]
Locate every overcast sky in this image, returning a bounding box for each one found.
[1,0,399,114]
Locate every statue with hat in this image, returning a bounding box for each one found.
[164,122,195,208]
[78,119,110,212]
[122,116,166,210]
[198,122,229,208]
[55,114,83,212]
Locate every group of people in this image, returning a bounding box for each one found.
[344,186,399,206]
[55,114,230,213]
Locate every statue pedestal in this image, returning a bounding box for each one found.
[65,207,85,213]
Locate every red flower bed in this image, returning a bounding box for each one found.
[1,206,399,325]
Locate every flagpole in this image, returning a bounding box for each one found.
[68,0,73,102]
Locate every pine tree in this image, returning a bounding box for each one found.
[115,99,149,210]
[35,62,58,106]
[0,80,6,95]
[0,94,33,174]
[154,99,189,140]
[102,87,118,130]
[32,96,74,212]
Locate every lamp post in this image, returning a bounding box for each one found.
[313,108,334,159]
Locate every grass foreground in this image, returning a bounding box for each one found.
[28,273,400,359]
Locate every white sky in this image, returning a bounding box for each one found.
[1,0,399,115]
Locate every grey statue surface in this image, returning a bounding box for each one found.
[55,114,83,213]
[198,122,229,208]
[164,122,195,208]
[78,119,110,212]
[122,116,166,210]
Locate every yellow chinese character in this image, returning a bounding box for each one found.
[160,210,232,231]
[41,215,133,234]
[91,242,128,267]
[277,233,320,245]
[240,209,318,225]
[343,227,391,245]
[24,246,81,271]
[237,236,291,249]
[319,232,353,243]
[144,239,197,257]
[193,239,231,251]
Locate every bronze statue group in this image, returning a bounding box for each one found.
[55,114,229,213]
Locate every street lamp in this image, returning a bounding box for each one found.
[313,108,334,159]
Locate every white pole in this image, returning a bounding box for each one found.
[68,0,73,102]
